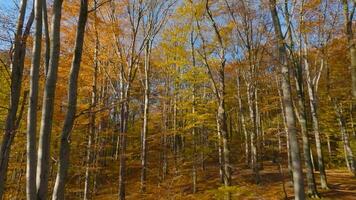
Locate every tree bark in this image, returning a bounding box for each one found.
[52,1,88,199]
[36,0,64,198]
[84,3,99,199]
[236,73,249,167]
[304,57,328,189]
[0,0,33,198]
[332,99,356,175]
[26,0,42,198]
[140,39,151,193]
[269,1,305,199]
[42,0,50,77]
[294,62,319,197]
[342,0,356,102]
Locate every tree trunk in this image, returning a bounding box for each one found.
[304,57,328,189]
[0,0,33,198]
[276,78,292,173]
[269,1,305,199]
[342,0,356,102]
[118,98,129,200]
[236,72,249,166]
[52,1,88,199]
[246,82,260,183]
[332,99,356,175]
[36,0,64,198]
[140,40,151,193]
[84,3,99,198]
[26,0,42,198]
[42,0,50,76]
[294,61,319,197]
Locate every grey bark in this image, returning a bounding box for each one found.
[294,62,319,197]
[236,73,249,166]
[205,0,231,187]
[276,78,292,173]
[304,56,328,189]
[52,1,88,198]
[26,0,42,198]
[191,31,197,193]
[332,99,356,175]
[269,1,305,199]
[84,3,99,199]
[0,0,34,198]
[42,0,50,77]
[342,0,356,103]
[36,0,64,198]
[246,81,260,183]
[140,40,150,193]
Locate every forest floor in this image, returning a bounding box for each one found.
[96,161,356,200]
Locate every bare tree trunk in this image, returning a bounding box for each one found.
[84,3,99,198]
[26,0,42,198]
[192,90,197,193]
[304,57,328,189]
[140,40,151,193]
[52,1,88,199]
[191,32,197,193]
[277,78,292,173]
[218,81,231,187]
[0,0,33,198]
[269,1,305,199]
[332,99,356,175]
[203,1,231,190]
[118,98,129,200]
[36,0,64,198]
[236,72,249,167]
[246,81,260,183]
[217,117,224,184]
[342,0,356,103]
[294,62,319,197]
[42,0,50,76]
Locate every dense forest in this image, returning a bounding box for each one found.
[0,0,355,199]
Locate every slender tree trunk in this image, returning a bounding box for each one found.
[269,1,305,199]
[118,97,129,200]
[218,89,231,187]
[236,73,249,166]
[140,40,151,193]
[42,0,50,76]
[191,33,197,193]
[84,4,99,198]
[217,117,224,184]
[304,57,328,189]
[192,91,197,193]
[277,78,292,173]
[332,99,356,175]
[247,82,260,183]
[52,1,88,199]
[36,0,64,198]
[294,62,319,197]
[342,0,356,103]
[0,0,33,197]
[26,0,42,198]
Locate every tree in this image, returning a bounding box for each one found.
[0,0,34,198]
[36,0,64,198]
[26,0,42,198]
[52,0,88,199]
[269,0,305,199]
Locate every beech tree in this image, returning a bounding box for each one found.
[0,0,355,199]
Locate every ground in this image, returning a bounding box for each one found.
[95,161,356,200]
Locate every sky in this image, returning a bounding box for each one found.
[0,0,30,50]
